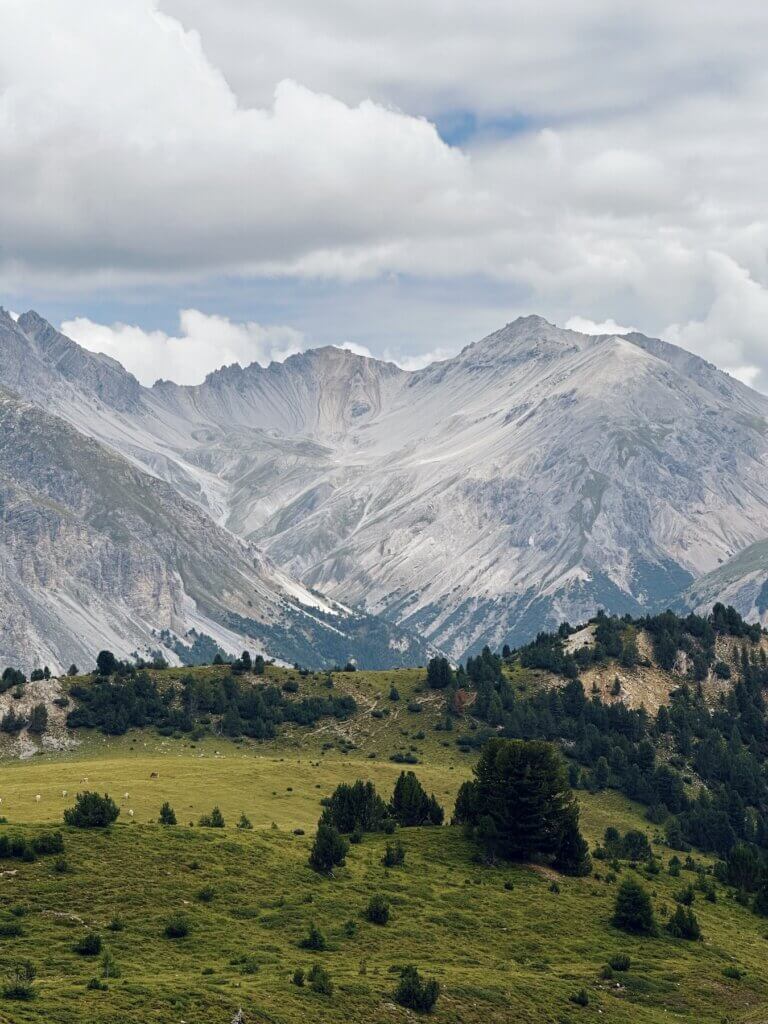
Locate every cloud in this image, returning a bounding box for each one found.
[0,0,477,286]
[383,347,454,371]
[61,309,468,384]
[663,252,768,392]
[161,1,768,123]
[4,1,768,388]
[565,316,636,336]
[61,309,306,386]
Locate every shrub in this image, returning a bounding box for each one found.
[608,953,630,971]
[569,988,589,1006]
[393,965,440,1012]
[32,831,64,855]
[64,792,119,828]
[308,963,333,996]
[73,932,103,956]
[298,922,326,951]
[365,895,390,925]
[100,950,120,979]
[2,960,35,999]
[164,914,190,939]
[674,884,695,906]
[197,886,215,903]
[612,878,655,935]
[292,968,305,986]
[237,813,253,830]
[666,905,701,941]
[382,841,405,867]
[0,922,24,938]
[198,806,225,828]
[106,917,125,932]
[723,965,743,980]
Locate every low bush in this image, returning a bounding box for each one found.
[393,965,440,1012]
[164,914,190,939]
[365,895,390,925]
[73,932,102,956]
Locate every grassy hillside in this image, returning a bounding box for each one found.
[0,646,767,1022]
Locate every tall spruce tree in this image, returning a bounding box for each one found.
[453,738,588,873]
[390,771,444,827]
[426,656,453,690]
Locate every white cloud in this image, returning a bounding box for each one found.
[663,252,768,392]
[161,1,768,122]
[0,0,477,286]
[4,1,768,387]
[335,341,375,359]
[565,316,636,336]
[383,347,454,371]
[61,309,306,386]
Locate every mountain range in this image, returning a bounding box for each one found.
[2,306,768,671]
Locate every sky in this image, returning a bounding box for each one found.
[2,0,768,387]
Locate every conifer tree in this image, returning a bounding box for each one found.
[309,822,349,874]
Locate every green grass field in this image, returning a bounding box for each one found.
[0,666,766,1023]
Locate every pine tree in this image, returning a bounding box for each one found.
[390,771,444,827]
[159,802,177,825]
[466,739,585,863]
[426,656,453,690]
[753,867,768,916]
[64,792,120,828]
[27,703,48,735]
[666,905,701,940]
[612,878,655,934]
[553,805,592,876]
[309,822,349,874]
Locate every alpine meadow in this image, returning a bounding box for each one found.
[4,2,768,1023]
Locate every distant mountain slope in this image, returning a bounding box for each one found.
[3,307,768,659]
[0,385,429,673]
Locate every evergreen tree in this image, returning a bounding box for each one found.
[96,651,118,677]
[457,739,587,866]
[159,802,177,825]
[426,656,453,690]
[666,905,701,940]
[64,792,120,828]
[612,878,655,935]
[309,822,349,874]
[553,805,592,876]
[393,966,440,1012]
[390,771,444,827]
[321,780,389,834]
[593,756,610,791]
[753,867,768,916]
[27,703,48,735]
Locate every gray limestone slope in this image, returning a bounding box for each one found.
[0,386,429,672]
[4,308,768,658]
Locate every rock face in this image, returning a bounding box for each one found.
[0,380,429,673]
[3,307,768,663]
